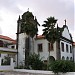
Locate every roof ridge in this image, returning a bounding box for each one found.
[0,35,15,41]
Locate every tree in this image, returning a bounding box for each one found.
[42,17,58,69]
[21,11,40,51]
[21,11,40,37]
[50,60,75,75]
[21,10,40,66]
[1,56,10,65]
[42,17,57,43]
[42,17,57,57]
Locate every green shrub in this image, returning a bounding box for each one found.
[50,60,75,74]
[27,53,44,70]
[1,56,10,65]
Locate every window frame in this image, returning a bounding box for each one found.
[70,57,72,60]
[66,56,69,60]
[38,43,43,52]
[66,44,69,52]
[48,43,54,51]
[70,46,72,53]
[61,42,64,52]
[62,56,65,60]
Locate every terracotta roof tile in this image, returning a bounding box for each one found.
[73,42,75,46]
[0,35,16,44]
[36,35,45,39]
[12,40,16,44]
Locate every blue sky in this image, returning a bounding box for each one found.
[0,0,74,41]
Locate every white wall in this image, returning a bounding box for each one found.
[34,39,57,60]
[62,27,71,40]
[60,40,73,60]
[18,33,26,65]
[17,26,73,65]
[73,46,75,62]
[8,44,16,49]
[18,32,57,64]
[18,33,34,65]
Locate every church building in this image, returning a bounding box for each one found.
[16,11,73,66]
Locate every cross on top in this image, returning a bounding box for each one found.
[64,19,66,25]
[27,8,29,11]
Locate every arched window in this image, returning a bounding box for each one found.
[62,56,65,60]
[49,56,55,61]
[70,57,72,61]
[66,57,69,60]
[0,40,3,47]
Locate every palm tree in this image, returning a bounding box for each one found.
[42,17,57,69]
[42,17,57,55]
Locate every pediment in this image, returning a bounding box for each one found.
[62,25,72,40]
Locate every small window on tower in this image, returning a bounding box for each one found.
[38,43,43,52]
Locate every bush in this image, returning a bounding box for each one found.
[50,60,75,74]
[27,53,44,70]
[1,56,10,65]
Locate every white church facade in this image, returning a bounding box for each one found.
[16,12,74,66]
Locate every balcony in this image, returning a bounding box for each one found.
[0,47,17,53]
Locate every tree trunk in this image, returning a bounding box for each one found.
[47,43,51,70]
[32,38,34,53]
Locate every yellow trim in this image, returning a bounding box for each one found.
[0,51,17,54]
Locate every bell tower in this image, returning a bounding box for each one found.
[16,15,21,67]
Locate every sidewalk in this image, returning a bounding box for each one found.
[0,71,54,75]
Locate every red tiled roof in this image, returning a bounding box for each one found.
[36,35,45,39]
[73,42,75,46]
[0,35,16,44]
[12,40,16,44]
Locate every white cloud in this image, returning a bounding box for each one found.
[0,0,74,40]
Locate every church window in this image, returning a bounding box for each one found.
[70,57,72,61]
[61,42,64,52]
[70,46,72,53]
[62,56,65,60]
[48,43,53,51]
[66,57,69,60]
[38,43,43,52]
[66,44,68,52]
